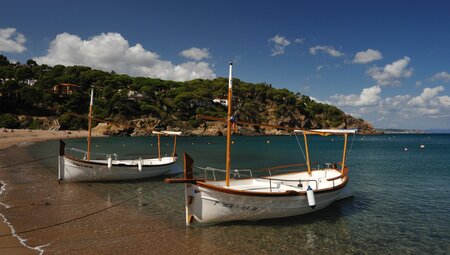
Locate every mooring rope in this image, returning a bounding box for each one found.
[0,178,170,238]
[0,154,179,237]
[346,133,356,163]
[294,133,307,162]
[0,155,57,169]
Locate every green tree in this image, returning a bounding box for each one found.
[0,113,20,128]
[26,59,37,66]
[20,86,42,108]
[0,55,9,66]
[15,66,33,82]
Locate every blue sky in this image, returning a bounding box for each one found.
[1,0,450,129]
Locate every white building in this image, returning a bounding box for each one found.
[213,98,228,106]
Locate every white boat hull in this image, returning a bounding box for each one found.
[184,173,351,225]
[187,186,349,224]
[59,155,176,182]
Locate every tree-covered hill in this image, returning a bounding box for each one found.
[0,55,376,134]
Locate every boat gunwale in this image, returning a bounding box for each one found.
[64,154,177,168]
[196,174,348,197]
[200,167,343,183]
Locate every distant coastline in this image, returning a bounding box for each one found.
[376,128,425,134]
[376,128,450,134]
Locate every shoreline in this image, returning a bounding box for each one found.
[0,180,46,255]
[0,130,233,254]
[0,129,103,150]
[0,129,102,254]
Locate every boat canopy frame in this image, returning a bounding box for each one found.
[152,131,182,160]
[293,129,356,175]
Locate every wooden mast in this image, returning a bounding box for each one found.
[87,88,94,161]
[172,135,177,160]
[157,134,161,160]
[303,132,312,176]
[341,133,348,174]
[225,62,233,187]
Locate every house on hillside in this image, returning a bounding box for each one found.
[0,78,12,84]
[213,97,228,106]
[53,83,80,97]
[127,90,144,101]
[26,79,37,86]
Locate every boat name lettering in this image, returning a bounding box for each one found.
[73,162,93,169]
[213,201,257,211]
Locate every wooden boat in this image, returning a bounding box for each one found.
[166,63,356,225]
[58,89,181,182]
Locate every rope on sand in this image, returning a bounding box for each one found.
[0,177,173,238]
[0,155,57,169]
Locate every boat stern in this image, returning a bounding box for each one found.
[58,139,66,182]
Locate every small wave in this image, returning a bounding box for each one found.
[0,181,10,209]
[17,141,35,147]
[0,180,48,254]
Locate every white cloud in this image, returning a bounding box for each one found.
[0,28,27,53]
[269,35,290,56]
[34,32,215,81]
[179,47,210,61]
[327,85,450,128]
[294,38,305,44]
[439,95,450,107]
[316,65,324,72]
[330,85,381,107]
[309,45,343,57]
[366,56,413,86]
[310,96,325,104]
[407,86,444,107]
[430,71,450,83]
[353,49,382,64]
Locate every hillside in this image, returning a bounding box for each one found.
[0,55,376,134]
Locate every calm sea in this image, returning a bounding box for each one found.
[29,134,450,254]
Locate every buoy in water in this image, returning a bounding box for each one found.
[306,186,316,208]
[404,147,408,151]
[420,144,425,149]
[266,140,270,144]
[123,144,126,147]
[232,141,235,144]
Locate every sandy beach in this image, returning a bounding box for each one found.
[0,129,92,254]
[0,129,97,254]
[0,129,233,254]
[0,129,95,150]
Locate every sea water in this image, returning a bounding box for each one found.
[29,134,450,254]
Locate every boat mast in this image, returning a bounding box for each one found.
[225,62,233,187]
[87,88,94,160]
[302,132,312,176]
[157,133,161,160]
[341,133,348,174]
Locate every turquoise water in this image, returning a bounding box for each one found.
[29,134,450,254]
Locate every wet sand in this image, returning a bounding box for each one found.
[0,130,233,254]
[0,129,96,254]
